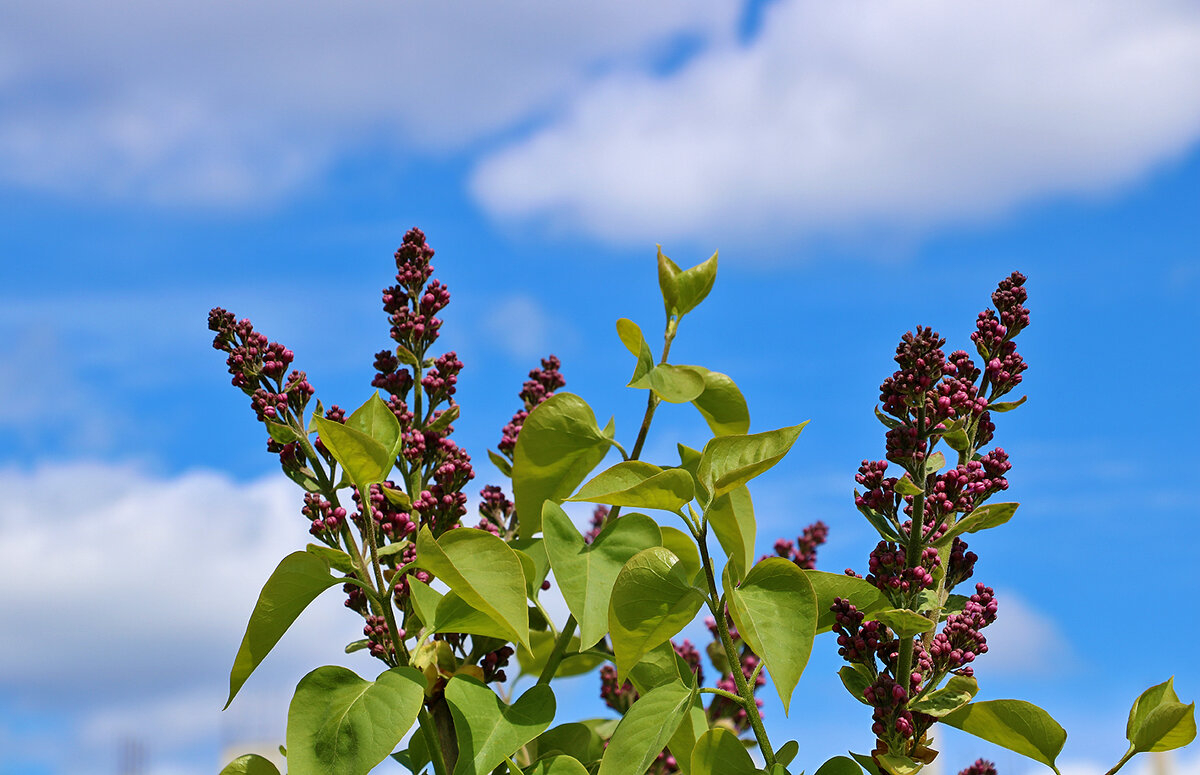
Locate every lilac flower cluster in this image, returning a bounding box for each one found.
[771,520,829,569]
[959,759,998,775]
[497,356,566,455]
[838,273,1030,758]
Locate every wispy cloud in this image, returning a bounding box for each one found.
[0,0,736,206]
[472,0,1200,244]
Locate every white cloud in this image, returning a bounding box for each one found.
[0,462,378,773]
[472,0,1200,244]
[0,0,736,205]
[979,590,1074,676]
[484,295,564,361]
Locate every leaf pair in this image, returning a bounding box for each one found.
[313,393,402,487]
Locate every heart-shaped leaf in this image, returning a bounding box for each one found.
[687,367,750,437]
[724,557,817,713]
[609,547,706,679]
[286,665,425,775]
[346,393,402,460]
[1127,677,1197,752]
[934,502,1019,546]
[814,756,862,775]
[219,754,281,775]
[659,525,702,584]
[691,728,757,775]
[569,460,695,512]
[877,753,921,775]
[527,756,592,775]
[415,526,530,649]
[227,551,343,708]
[805,571,888,634]
[598,680,697,775]
[698,423,808,499]
[513,393,614,536]
[630,364,707,403]
[941,699,1067,774]
[542,502,662,649]
[909,675,978,717]
[444,676,556,775]
[314,415,393,487]
[617,318,656,385]
[705,486,756,580]
[527,723,606,766]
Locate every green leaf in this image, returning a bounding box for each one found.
[489,449,514,478]
[870,609,934,638]
[854,497,903,542]
[687,367,750,437]
[528,723,606,766]
[346,393,402,459]
[305,544,355,574]
[630,364,707,403]
[408,581,516,642]
[657,247,718,318]
[1127,678,1197,752]
[775,741,800,768]
[627,642,708,774]
[698,422,809,499]
[850,752,882,775]
[876,753,921,775]
[569,461,695,512]
[874,406,903,429]
[227,551,342,708]
[940,418,970,452]
[724,557,817,713]
[526,756,591,775]
[989,396,1027,412]
[265,420,300,444]
[513,393,614,536]
[285,665,425,775]
[805,571,888,634]
[941,700,1067,773]
[426,404,460,434]
[513,538,551,597]
[934,502,1019,546]
[313,416,393,486]
[909,675,978,716]
[690,728,757,775]
[815,756,862,775]
[609,547,706,679]
[395,344,419,366]
[444,677,556,775]
[838,666,872,705]
[219,754,282,775]
[542,502,662,649]
[659,525,702,584]
[516,631,607,679]
[598,680,697,775]
[617,318,655,385]
[706,486,756,579]
[925,451,946,475]
[380,485,412,510]
[893,476,922,497]
[676,443,711,507]
[415,526,530,649]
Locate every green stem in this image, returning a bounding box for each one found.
[361,491,409,664]
[699,687,746,704]
[419,706,451,775]
[895,407,927,709]
[537,614,578,686]
[697,526,776,766]
[1104,747,1137,775]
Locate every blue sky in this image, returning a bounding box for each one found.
[2,1,1199,774]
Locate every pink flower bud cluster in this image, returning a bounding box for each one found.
[866,542,939,596]
[771,520,829,569]
[382,228,446,355]
[497,355,566,454]
[831,597,893,665]
[363,614,398,660]
[303,493,348,537]
[371,349,414,399]
[481,645,515,684]
[351,482,415,542]
[583,505,609,544]
[928,584,997,674]
[475,485,514,536]
[959,759,998,775]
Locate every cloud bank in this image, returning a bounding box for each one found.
[0,0,735,205]
[472,0,1200,243]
